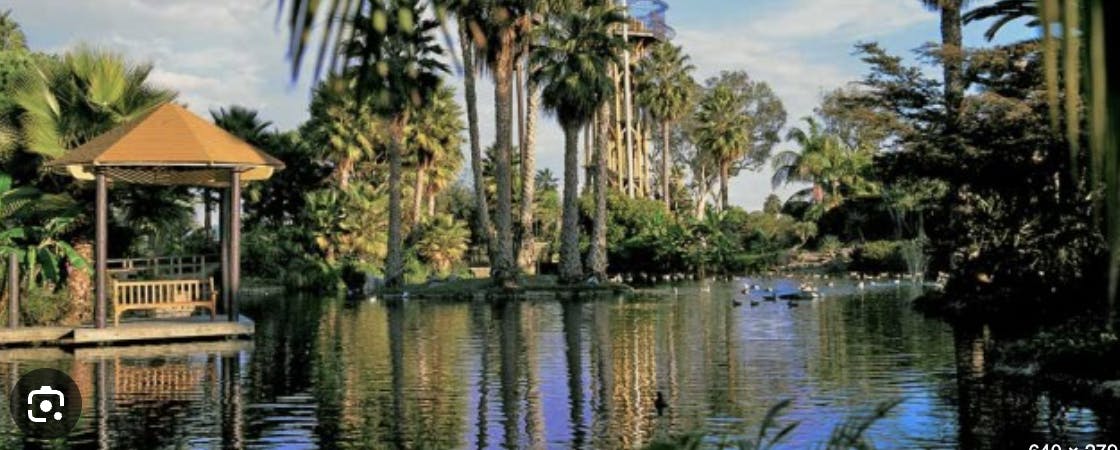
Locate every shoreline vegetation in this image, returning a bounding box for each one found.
[376,275,633,298]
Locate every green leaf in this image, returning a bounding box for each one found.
[38,248,59,283]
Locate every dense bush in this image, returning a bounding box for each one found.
[20,288,70,326]
[578,194,812,279]
[243,225,336,292]
[849,240,906,273]
[816,196,897,242]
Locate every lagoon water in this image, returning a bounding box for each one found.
[0,279,1115,448]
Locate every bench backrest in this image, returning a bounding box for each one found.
[111,278,214,306]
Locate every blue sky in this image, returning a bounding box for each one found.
[7,0,1034,210]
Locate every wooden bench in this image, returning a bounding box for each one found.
[110,278,217,326]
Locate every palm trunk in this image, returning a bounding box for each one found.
[492,32,518,287]
[65,239,93,325]
[583,121,593,189]
[941,0,964,135]
[695,164,708,219]
[612,66,624,189]
[385,115,407,289]
[559,123,584,284]
[639,119,649,197]
[719,161,730,212]
[517,83,539,273]
[413,162,427,223]
[428,192,436,218]
[587,103,611,280]
[460,22,495,264]
[661,121,671,209]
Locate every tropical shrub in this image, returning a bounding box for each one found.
[20,288,69,326]
[414,214,471,278]
[849,240,906,273]
[818,235,843,257]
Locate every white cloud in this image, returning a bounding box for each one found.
[669,0,935,209]
[11,0,315,130]
[742,0,932,41]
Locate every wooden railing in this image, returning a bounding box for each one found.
[107,255,218,280]
[111,278,217,325]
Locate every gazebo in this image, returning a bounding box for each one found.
[45,102,284,329]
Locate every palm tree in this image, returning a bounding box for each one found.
[342,0,448,289]
[212,106,273,145]
[534,168,558,192]
[0,10,26,51]
[771,117,828,192]
[515,0,579,273]
[483,1,532,287]
[306,77,381,190]
[962,0,1038,41]
[416,213,471,276]
[4,46,174,322]
[635,42,695,209]
[772,117,878,211]
[9,47,175,159]
[456,9,497,275]
[406,86,463,222]
[694,84,749,213]
[919,0,972,134]
[532,5,625,283]
[211,105,274,239]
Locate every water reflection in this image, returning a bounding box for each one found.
[0,281,1116,448]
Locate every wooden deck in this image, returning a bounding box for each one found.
[0,314,253,347]
[0,340,252,362]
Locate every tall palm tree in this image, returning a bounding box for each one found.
[406,86,463,222]
[532,5,625,283]
[962,0,1038,41]
[693,84,749,212]
[456,14,497,267]
[483,1,532,287]
[919,0,972,135]
[636,42,695,209]
[514,0,578,272]
[342,0,448,288]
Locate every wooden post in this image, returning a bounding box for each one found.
[220,188,230,319]
[95,170,107,329]
[229,170,241,322]
[8,252,17,328]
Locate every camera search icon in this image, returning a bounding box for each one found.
[8,368,81,439]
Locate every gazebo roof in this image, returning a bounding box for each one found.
[45,102,284,186]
